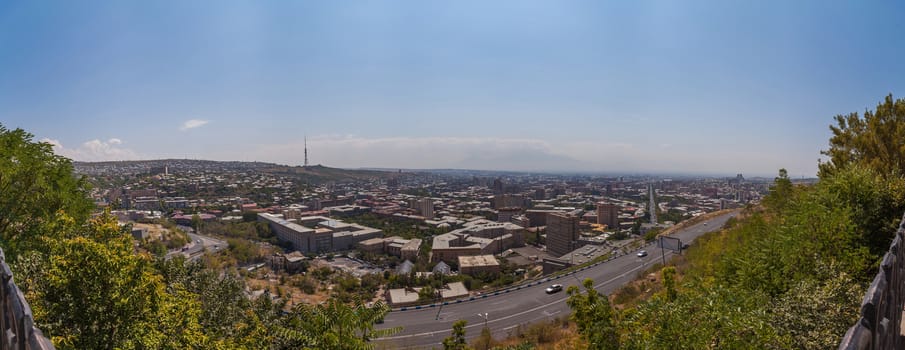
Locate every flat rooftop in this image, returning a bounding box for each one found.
[458,254,500,268]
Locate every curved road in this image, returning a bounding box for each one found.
[376,210,738,349]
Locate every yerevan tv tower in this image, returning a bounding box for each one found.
[304,136,309,167]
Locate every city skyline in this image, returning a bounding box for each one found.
[3,1,905,177]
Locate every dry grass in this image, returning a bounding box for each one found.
[245,268,330,308]
[480,317,581,350]
[132,223,173,241]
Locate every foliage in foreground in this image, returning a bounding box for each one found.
[566,165,902,349]
[0,124,398,349]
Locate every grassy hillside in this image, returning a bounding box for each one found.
[553,166,905,350]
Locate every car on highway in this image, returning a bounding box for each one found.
[545,284,563,294]
[637,250,648,257]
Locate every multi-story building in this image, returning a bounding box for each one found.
[411,198,434,219]
[430,220,525,263]
[497,207,521,223]
[282,208,303,221]
[535,188,546,200]
[493,194,530,209]
[596,202,619,229]
[258,213,382,253]
[357,236,422,260]
[121,188,158,209]
[164,197,189,209]
[546,212,579,257]
[459,255,501,276]
[259,213,316,252]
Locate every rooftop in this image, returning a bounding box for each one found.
[458,254,500,268]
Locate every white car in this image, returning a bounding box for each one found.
[545,284,563,294]
[637,250,648,257]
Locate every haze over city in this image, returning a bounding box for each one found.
[3,1,905,176]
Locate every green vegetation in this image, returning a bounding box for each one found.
[443,320,469,350]
[205,220,275,243]
[442,317,570,350]
[566,279,618,349]
[821,94,905,179]
[566,165,900,349]
[562,95,905,349]
[276,299,400,350]
[226,237,262,265]
[658,209,688,224]
[0,124,398,349]
[344,213,446,239]
[0,125,92,256]
[642,227,661,242]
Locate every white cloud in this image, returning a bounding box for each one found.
[179,119,210,131]
[40,138,141,162]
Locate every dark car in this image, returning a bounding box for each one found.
[545,284,563,294]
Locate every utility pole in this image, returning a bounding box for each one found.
[435,273,444,320]
[435,288,443,320]
[649,183,657,225]
[477,312,490,349]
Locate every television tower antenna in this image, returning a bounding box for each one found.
[304,136,309,167]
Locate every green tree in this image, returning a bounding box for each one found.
[821,94,905,178]
[22,213,180,349]
[661,266,677,302]
[0,125,92,255]
[443,320,470,350]
[191,213,202,233]
[418,285,438,302]
[763,168,794,212]
[772,261,864,349]
[276,299,400,350]
[566,278,618,350]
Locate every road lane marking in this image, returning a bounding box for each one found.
[380,258,656,341]
[379,211,739,343]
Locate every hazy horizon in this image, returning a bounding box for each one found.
[70,157,801,179]
[3,1,904,177]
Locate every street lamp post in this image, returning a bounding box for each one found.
[477,312,490,349]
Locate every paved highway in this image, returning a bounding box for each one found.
[376,210,739,349]
[165,227,227,260]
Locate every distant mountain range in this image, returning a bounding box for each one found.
[73,159,798,181]
[73,159,396,183]
[259,164,394,182]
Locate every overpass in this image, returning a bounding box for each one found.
[839,213,905,349]
[0,249,55,350]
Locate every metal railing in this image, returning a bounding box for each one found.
[0,249,55,350]
[839,213,905,350]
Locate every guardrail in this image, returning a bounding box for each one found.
[392,250,635,312]
[0,249,55,350]
[388,213,736,313]
[839,213,905,350]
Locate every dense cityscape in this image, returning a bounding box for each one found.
[3,1,904,349]
[77,158,770,313]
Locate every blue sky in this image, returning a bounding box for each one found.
[2,1,904,177]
